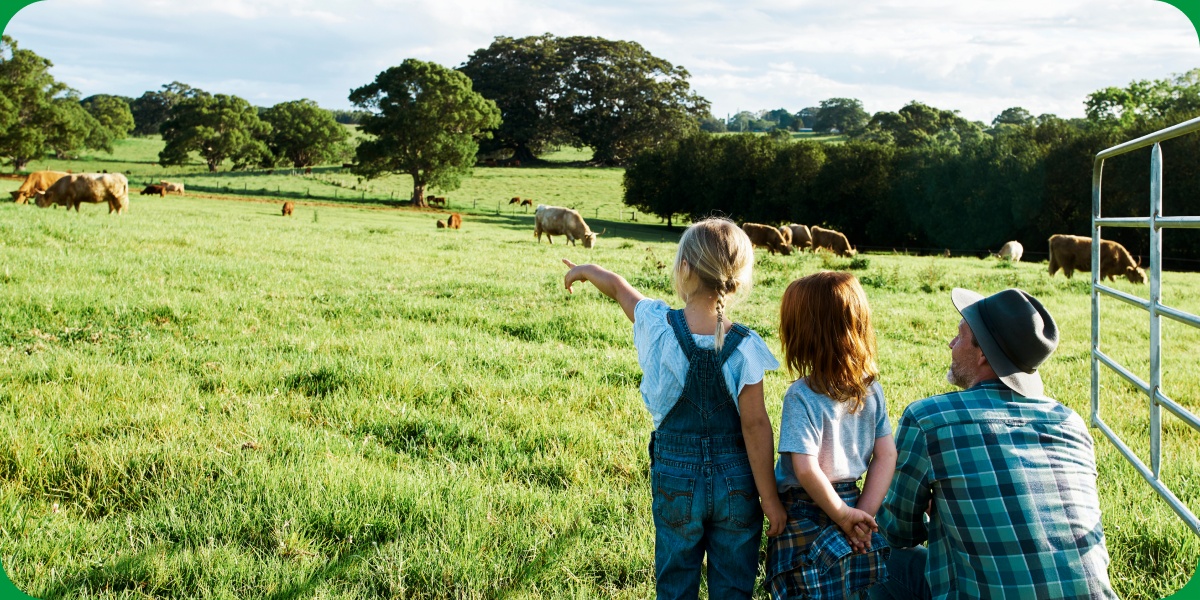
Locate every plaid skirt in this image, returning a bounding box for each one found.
[766,483,889,600]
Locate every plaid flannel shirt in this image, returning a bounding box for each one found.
[878,380,1118,599]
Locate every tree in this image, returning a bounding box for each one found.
[764,108,801,131]
[991,106,1035,128]
[45,94,103,158]
[0,36,122,171]
[860,101,984,149]
[556,36,709,165]
[349,59,501,207]
[698,114,727,133]
[130,82,208,136]
[460,34,709,165]
[458,34,569,163]
[80,94,134,153]
[159,94,272,171]
[812,98,868,134]
[261,99,350,168]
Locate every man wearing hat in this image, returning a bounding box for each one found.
[870,288,1117,599]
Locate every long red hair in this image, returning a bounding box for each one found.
[779,271,878,412]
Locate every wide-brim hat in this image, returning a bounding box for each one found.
[951,288,1058,398]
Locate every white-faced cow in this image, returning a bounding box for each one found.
[36,173,129,214]
[534,204,603,248]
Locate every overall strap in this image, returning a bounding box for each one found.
[666,309,699,356]
[716,323,751,365]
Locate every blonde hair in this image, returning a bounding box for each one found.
[779,271,878,413]
[672,217,755,351]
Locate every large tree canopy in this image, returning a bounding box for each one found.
[0,36,122,170]
[859,101,984,149]
[130,82,208,136]
[350,59,501,207]
[559,36,709,165]
[80,94,135,153]
[457,34,568,163]
[460,34,708,165]
[261,99,350,168]
[158,93,272,171]
[812,98,869,134]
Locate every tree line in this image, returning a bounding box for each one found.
[625,70,1200,264]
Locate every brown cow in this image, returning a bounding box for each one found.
[428,196,447,207]
[741,223,792,255]
[535,204,603,248]
[447,213,463,229]
[1048,234,1146,284]
[777,226,793,250]
[520,198,532,207]
[10,171,68,204]
[436,220,446,229]
[786,224,813,250]
[35,173,129,214]
[811,226,856,257]
[509,159,521,168]
[159,180,185,195]
[510,197,521,205]
[141,185,166,197]
[282,201,294,216]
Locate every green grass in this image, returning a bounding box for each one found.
[2,143,1199,598]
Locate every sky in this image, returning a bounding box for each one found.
[3,0,1197,124]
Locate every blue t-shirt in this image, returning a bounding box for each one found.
[775,378,892,488]
[632,298,779,429]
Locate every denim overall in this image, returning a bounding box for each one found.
[650,309,764,600]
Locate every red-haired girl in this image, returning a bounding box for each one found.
[767,271,897,599]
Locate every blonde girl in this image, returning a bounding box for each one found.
[767,271,897,599]
[563,217,785,600]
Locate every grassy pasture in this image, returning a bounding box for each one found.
[2,144,1200,598]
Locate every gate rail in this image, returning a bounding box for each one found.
[1091,116,1200,536]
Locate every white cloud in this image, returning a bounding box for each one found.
[4,0,1197,122]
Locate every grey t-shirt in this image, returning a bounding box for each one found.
[774,378,892,490]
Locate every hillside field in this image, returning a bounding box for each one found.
[1,143,1199,599]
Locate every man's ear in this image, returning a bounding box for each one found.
[975,346,990,369]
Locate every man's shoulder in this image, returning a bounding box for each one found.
[900,383,1084,431]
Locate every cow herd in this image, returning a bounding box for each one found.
[7,170,189,215]
[7,169,1151,285]
[740,222,857,257]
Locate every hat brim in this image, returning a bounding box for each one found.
[952,288,1044,397]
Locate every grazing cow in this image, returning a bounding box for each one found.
[534,204,604,248]
[9,171,68,204]
[787,224,813,250]
[159,180,185,195]
[777,226,793,250]
[998,240,1024,262]
[141,184,166,197]
[282,201,294,216]
[436,220,446,229]
[304,167,313,175]
[741,223,792,255]
[510,197,521,205]
[1048,234,1146,284]
[520,198,532,207]
[448,213,463,229]
[35,173,129,214]
[811,226,857,257]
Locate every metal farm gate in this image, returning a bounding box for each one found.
[1090,116,1200,536]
